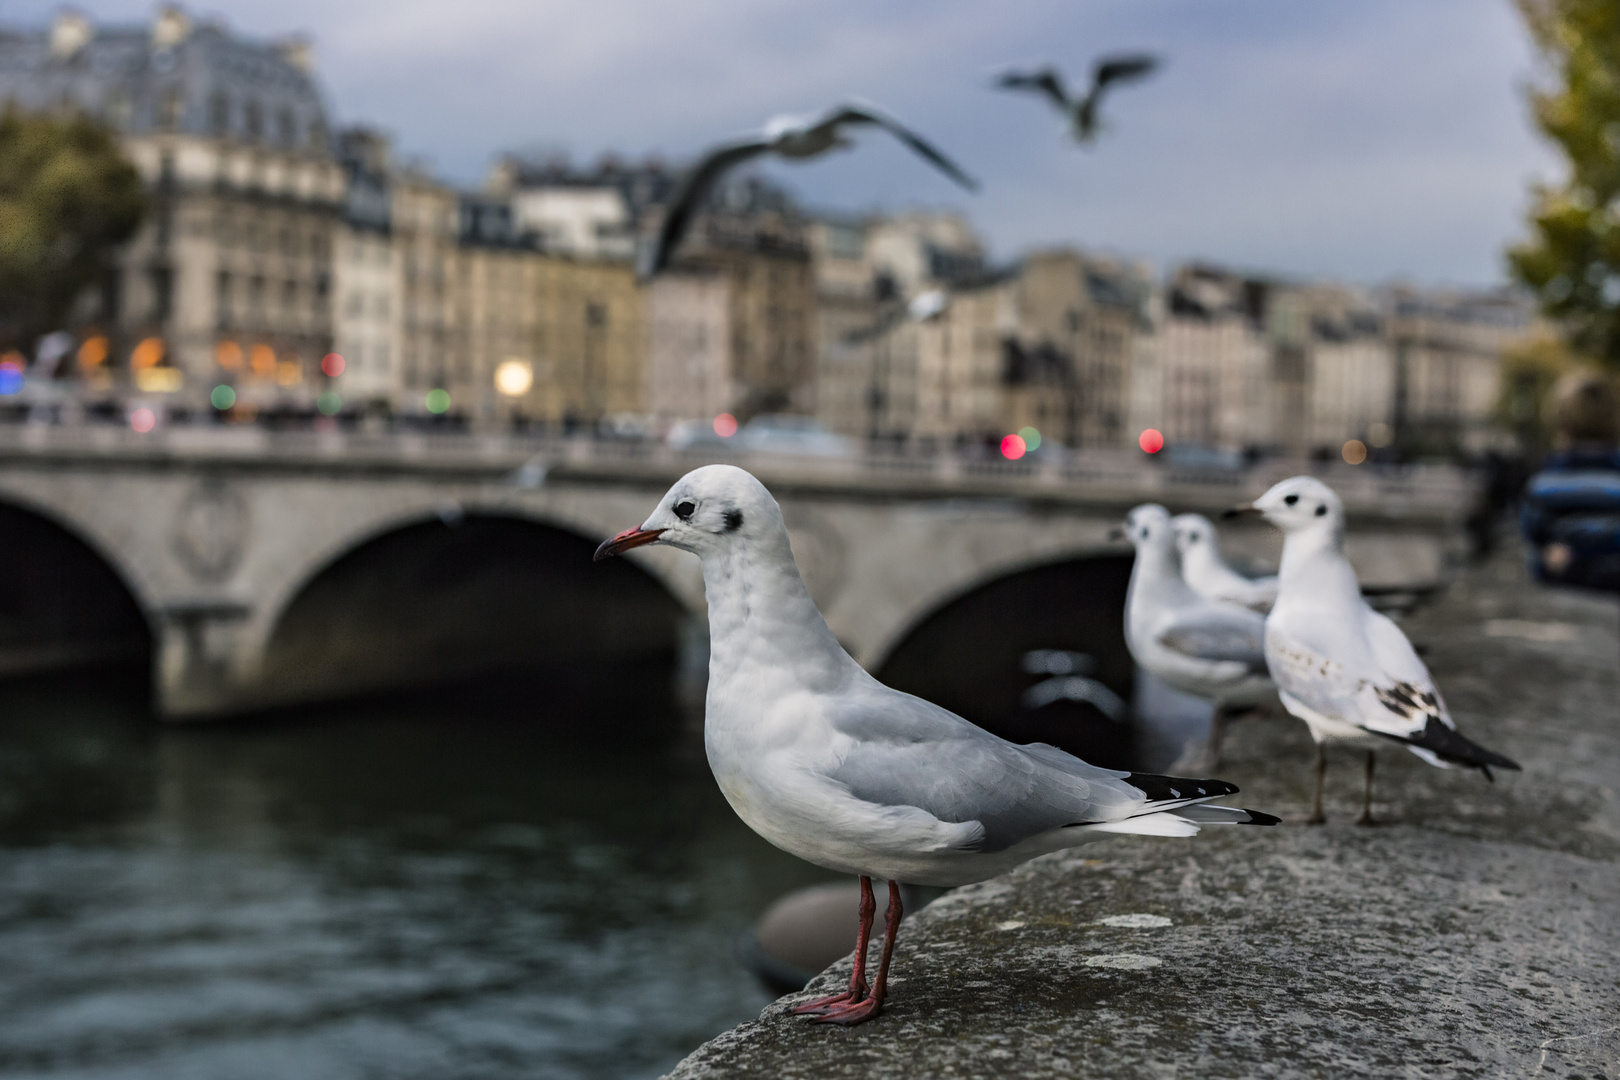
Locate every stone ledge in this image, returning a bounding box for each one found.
[666,552,1620,1079]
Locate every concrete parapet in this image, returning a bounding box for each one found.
[665,552,1619,1078]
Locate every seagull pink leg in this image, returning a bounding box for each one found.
[810,880,903,1026]
[792,876,874,1015]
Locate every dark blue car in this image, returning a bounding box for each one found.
[1521,450,1620,591]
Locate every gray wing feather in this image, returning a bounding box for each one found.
[640,138,770,277]
[816,104,979,191]
[997,67,1071,110]
[823,689,1143,853]
[1157,606,1267,669]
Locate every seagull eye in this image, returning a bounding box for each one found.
[674,500,696,521]
[1315,504,1327,517]
[1283,494,1299,507]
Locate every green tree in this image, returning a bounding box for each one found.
[0,108,144,352]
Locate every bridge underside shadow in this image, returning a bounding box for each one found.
[0,501,151,685]
[875,554,1137,770]
[261,516,686,733]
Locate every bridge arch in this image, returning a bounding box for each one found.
[0,494,154,682]
[872,551,1137,770]
[257,508,689,724]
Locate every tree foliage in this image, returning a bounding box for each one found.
[0,108,144,351]
[1509,0,1620,369]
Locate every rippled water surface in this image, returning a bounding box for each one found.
[0,674,831,1080]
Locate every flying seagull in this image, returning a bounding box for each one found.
[597,465,1276,1025]
[1225,477,1520,825]
[1116,504,1277,768]
[1173,513,1280,613]
[639,103,978,278]
[996,54,1160,143]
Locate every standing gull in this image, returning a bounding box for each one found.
[596,466,1276,1025]
[996,54,1160,144]
[1227,477,1520,824]
[1173,513,1280,613]
[640,103,977,278]
[1118,504,1276,767]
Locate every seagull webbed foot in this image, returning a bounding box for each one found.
[791,980,869,1016]
[806,994,884,1025]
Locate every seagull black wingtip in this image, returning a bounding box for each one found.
[1242,809,1282,827]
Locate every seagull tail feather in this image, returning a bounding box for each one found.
[1401,719,1521,775]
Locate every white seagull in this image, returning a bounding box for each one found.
[1118,504,1276,767]
[596,466,1276,1025]
[1172,513,1280,613]
[1226,477,1520,825]
[995,54,1160,144]
[640,102,978,278]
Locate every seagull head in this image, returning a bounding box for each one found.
[1170,513,1214,555]
[1115,503,1173,550]
[594,463,781,562]
[1226,476,1343,535]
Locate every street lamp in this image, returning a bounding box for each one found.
[495,358,533,397]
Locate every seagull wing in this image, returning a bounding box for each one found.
[995,67,1071,111]
[640,137,771,277]
[823,685,1252,854]
[816,104,979,191]
[1267,609,1519,772]
[1156,603,1267,670]
[1093,53,1160,91]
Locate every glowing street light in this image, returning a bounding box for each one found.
[495,358,534,397]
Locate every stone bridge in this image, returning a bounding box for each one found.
[0,425,1477,720]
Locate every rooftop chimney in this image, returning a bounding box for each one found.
[276,36,313,73]
[151,5,190,49]
[49,11,94,59]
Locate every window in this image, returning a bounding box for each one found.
[283,280,299,313]
[209,91,229,135]
[149,267,174,322]
[159,87,183,132]
[276,108,295,146]
[244,100,262,141]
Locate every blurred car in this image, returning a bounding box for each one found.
[1521,449,1620,591]
[666,418,738,451]
[737,414,855,457]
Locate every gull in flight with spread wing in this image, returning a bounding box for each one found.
[1226,477,1520,825]
[1117,504,1277,768]
[640,103,977,278]
[996,54,1160,144]
[1173,513,1280,613]
[596,466,1276,1025]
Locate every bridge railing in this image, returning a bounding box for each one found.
[0,422,1480,520]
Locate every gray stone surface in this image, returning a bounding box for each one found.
[667,551,1620,1079]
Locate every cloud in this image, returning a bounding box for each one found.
[6,0,1557,284]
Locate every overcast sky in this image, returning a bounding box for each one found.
[9,0,1561,286]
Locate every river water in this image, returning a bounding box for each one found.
[0,672,833,1080]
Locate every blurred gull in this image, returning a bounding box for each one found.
[640,102,977,278]
[996,54,1160,144]
[1117,504,1276,768]
[596,465,1276,1025]
[1172,513,1279,613]
[1227,477,1520,824]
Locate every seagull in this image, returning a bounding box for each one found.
[995,54,1160,144]
[596,465,1277,1025]
[1225,477,1520,825]
[1172,513,1280,613]
[1116,504,1276,767]
[640,103,978,278]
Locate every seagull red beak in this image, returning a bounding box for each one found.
[593,526,665,562]
[1220,503,1261,520]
